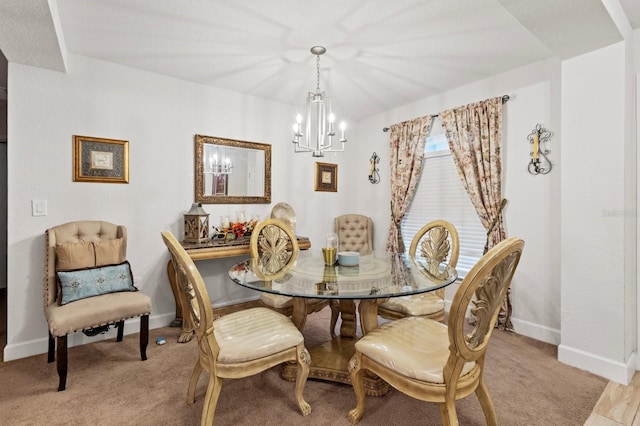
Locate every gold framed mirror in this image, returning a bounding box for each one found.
[195,134,271,204]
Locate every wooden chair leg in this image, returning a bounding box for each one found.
[475,377,497,426]
[47,331,55,363]
[347,354,367,424]
[294,346,311,416]
[56,335,68,391]
[201,374,223,426]
[187,361,203,404]
[140,314,149,361]
[116,320,124,341]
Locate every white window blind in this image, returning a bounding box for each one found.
[401,131,485,278]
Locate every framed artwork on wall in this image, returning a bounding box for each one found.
[73,135,129,183]
[212,174,228,195]
[315,162,337,192]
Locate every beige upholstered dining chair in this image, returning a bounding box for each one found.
[44,220,151,391]
[348,237,524,425]
[252,218,331,327]
[334,214,373,255]
[378,220,459,323]
[161,230,312,425]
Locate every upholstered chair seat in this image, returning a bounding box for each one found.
[376,293,444,317]
[354,317,475,383]
[45,291,151,337]
[213,307,304,363]
[260,293,297,309]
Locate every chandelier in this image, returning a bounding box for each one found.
[292,46,347,157]
[207,149,233,175]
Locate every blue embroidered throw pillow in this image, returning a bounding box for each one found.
[58,261,137,305]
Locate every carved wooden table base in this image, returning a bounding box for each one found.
[282,298,390,396]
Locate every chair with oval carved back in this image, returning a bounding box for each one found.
[252,218,332,332]
[162,230,311,425]
[348,237,524,425]
[377,220,459,323]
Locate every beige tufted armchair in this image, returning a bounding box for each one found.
[334,214,373,255]
[44,220,152,391]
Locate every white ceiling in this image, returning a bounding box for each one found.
[0,0,638,120]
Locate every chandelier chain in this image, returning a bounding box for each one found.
[316,54,321,92]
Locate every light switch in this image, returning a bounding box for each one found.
[32,199,47,216]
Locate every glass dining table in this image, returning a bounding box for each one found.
[228,250,457,395]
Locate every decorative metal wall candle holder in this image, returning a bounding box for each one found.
[528,123,552,175]
[369,152,380,184]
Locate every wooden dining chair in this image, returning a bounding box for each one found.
[348,237,524,426]
[377,220,459,322]
[161,230,311,425]
[251,218,332,328]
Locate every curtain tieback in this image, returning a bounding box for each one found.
[390,201,406,253]
[483,198,508,254]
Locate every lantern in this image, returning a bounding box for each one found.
[184,203,210,244]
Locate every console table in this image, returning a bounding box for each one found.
[166,236,311,342]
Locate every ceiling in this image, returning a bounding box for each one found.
[0,0,638,120]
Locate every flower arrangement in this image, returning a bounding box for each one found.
[213,217,259,241]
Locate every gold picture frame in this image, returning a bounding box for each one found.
[315,162,338,192]
[73,135,129,183]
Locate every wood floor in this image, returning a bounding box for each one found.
[585,372,640,425]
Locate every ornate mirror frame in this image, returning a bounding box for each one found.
[194,134,272,204]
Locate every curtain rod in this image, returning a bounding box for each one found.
[382,94,510,133]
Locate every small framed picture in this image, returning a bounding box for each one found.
[212,174,228,195]
[73,135,129,183]
[315,162,337,192]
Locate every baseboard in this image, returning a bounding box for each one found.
[443,300,561,346]
[558,344,637,385]
[510,317,561,345]
[3,312,175,362]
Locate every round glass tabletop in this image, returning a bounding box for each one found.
[228,251,457,300]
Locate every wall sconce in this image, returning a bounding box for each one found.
[369,152,380,184]
[528,123,552,175]
[183,203,210,244]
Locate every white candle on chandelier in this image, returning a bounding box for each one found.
[328,113,335,136]
[340,121,346,142]
[296,114,303,135]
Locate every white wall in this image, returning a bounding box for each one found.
[559,42,636,384]
[3,53,359,360]
[356,57,563,344]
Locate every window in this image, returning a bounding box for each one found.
[401,123,485,278]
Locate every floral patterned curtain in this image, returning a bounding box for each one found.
[386,115,433,253]
[440,97,512,330]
